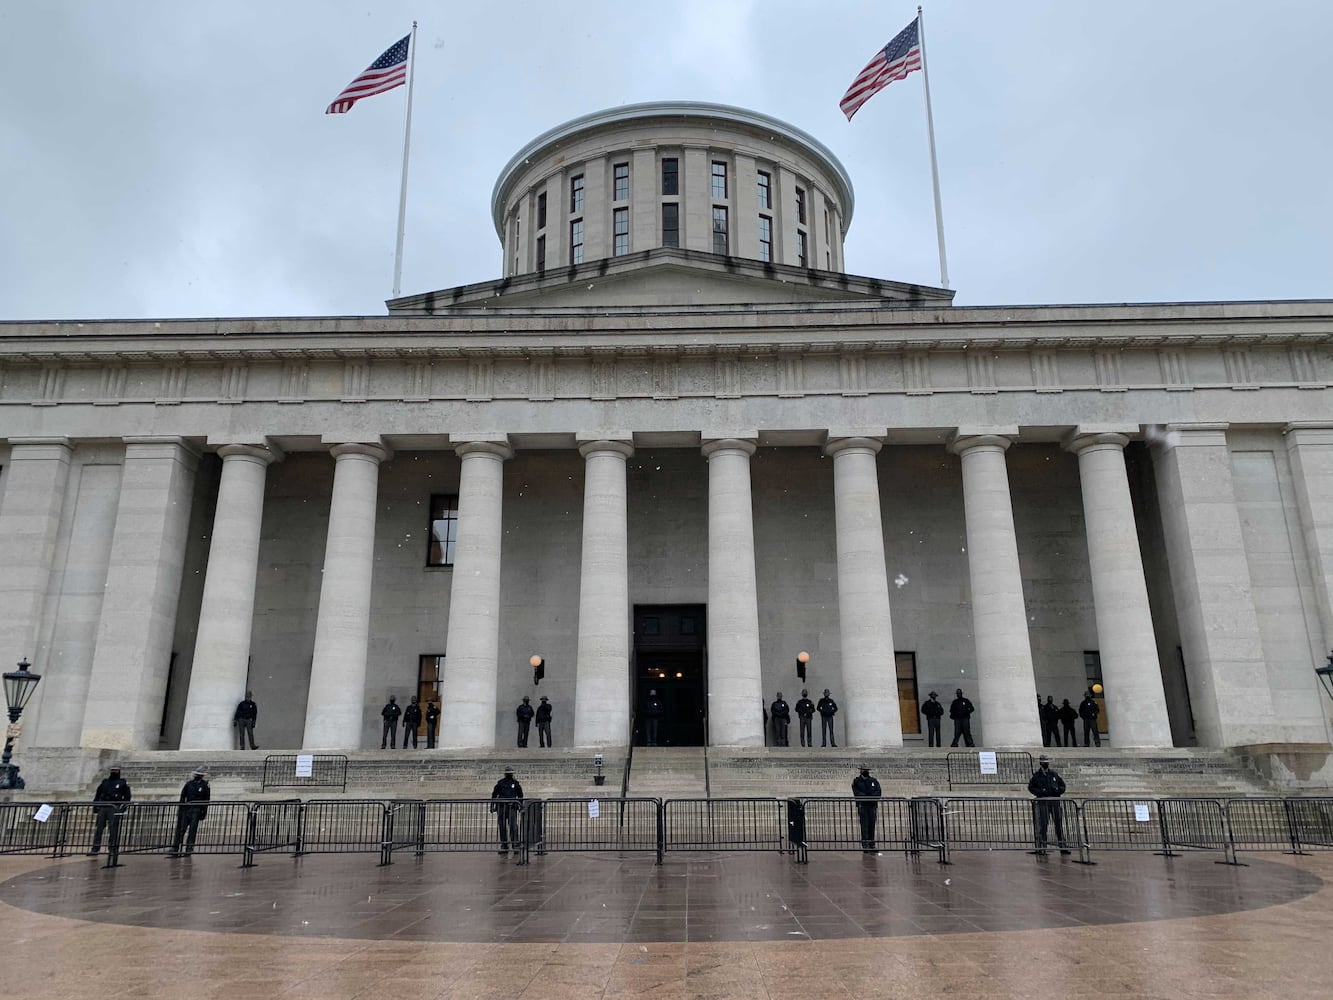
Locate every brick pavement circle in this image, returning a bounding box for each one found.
[0,851,1320,943]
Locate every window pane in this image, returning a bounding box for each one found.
[712,206,728,255]
[427,494,459,566]
[796,231,807,267]
[757,171,771,209]
[536,234,545,271]
[570,219,584,264]
[758,215,771,262]
[662,203,679,247]
[661,158,678,196]
[711,161,727,199]
[570,175,584,214]
[537,192,547,230]
[795,187,806,224]
[613,207,629,256]
[614,163,629,201]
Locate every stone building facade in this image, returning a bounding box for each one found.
[2,103,1331,756]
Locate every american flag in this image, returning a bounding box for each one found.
[326,34,410,115]
[839,17,922,121]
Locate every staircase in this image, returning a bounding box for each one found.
[627,747,708,798]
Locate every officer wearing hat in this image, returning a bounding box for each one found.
[168,766,211,858]
[794,690,816,747]
[851,764,882,852]
[88,763,131,856]
[516,696,535,747]
[1027,754,1070,854]
[817,688,839,747]
[490,766,524,855]
[535,695,553,748]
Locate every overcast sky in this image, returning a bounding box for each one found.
[2,1,1329,320]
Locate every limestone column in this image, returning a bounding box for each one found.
[702,438,764,746]
[302,443,390,749]
[439,441,512,748]
[1285,424,1333,655]
[1153,424,1273,746]
[179,444,281,750]
[82,439,199,749]
[0,439,72,667]
[825,437,902,746]
[573,439,634,746]
[948,430,1041,745]
[1064,429,1173,747]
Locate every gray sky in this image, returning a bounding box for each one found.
[2,1,1329,319]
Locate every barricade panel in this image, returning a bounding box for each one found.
[946,751,1033,789]
[1288,797,1333,849]
[249,800,302,855]
[0,802,62,854]
[261,754,348,792]
[1077,798,1165,852]
[111,802,252,856]
[418,800,503,853]
[940,796,1073,852]
[298,799,392,854]
[525,798,661,855]
[1224,799,1298,852]
[796,797,916,854]
[663,798,785,851]
[1159,798,1228,853]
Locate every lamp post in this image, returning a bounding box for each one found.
[1,658,42,790]
[1316,652,1333,702]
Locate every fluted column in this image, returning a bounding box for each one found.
[702,438,764,746]
[948,430,1041,745]
[574,439,634,746]
[302,443,391,749]
[439,441,513,748]
[82,438,199,750]
[179,444,281,749]
[1064,429,1172,747]
[825,437,902,746]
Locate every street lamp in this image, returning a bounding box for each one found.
[1,658,42,790]
[1316,652,1333,701]
[796,651,810,683]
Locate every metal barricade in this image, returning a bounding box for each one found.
[296,800,393,858]
[1077,797,1163,860]
[663,798,786,853]
[107,801,253,863]
[523,797,663,865]
[1159,798,1239,865]
[0,801,62,855]
[416,800,503,858]
[946,751,1034,789]
[939,796,1078,856]
[1224,798,1303,855]
[261,754,348,792]
[794,797,927,863]
[1287,797,1333,850]
[244,800,302,867]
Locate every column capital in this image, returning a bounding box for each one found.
[947,427,1018,456]
[5,437,72,453]
[122,437,202,465]
[578,439,634,460]
[701,437,757,459]
[330,442,391,463]
[455,440,513,461]
[1062,430,1131,455]
[216,442,283,464]
[1284,422,1333,446]
[824,436,883,458]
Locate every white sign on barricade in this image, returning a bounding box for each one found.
[294,754,314,778]
[588,798,600,819]
[1134,803,1151,823]
[33,804,53,823]
[977,751,998,775]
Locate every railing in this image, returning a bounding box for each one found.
[523,797,664,864]
[945,750,1034,789]
[663,797,785,852]
[262,754,348,792]
[620,712,636,803]
[790,796,943,864]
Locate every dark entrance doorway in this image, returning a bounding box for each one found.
[633,604,706,746]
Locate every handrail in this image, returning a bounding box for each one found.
[703,732,712,800]
[619,711,637,812]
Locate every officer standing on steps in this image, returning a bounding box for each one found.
[402,696,422,749]
[920,691,944,747]
[1027,754,1070,854]
[88,764,131,856]
[425,700,440,749]
[1040,695,1060,748]
[817,689,839,747]
[770,692,790,747]
[233,691,259,749]
[949,688,976,747]
[852,764,882,852]
[642,689,664,746]
[490,765,524,856]
[516,696,535,747]
[168,766,211,858]
[535,695,553,748]
[794,690,816,747]
[1079,689,1102,747]
[380,695,401,749]
[1057,698,1078,747]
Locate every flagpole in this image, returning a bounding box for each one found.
[916,5,950,289]
[391,21,418,299]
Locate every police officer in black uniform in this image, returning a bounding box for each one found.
[1057,698,1078,747]
[642,689,664,746]
[1079,689,1102,747]
[535,695,553,748]
[233,691,259,749]
[817,689,839,747]
[168,767,211,858]
[920,691,944,747]
[516,696,535,747]
[402,696,422,749]
[425,700,440,748]
[1040,695,1060,747]
[1027,754,1070,854]
[949,688,976,747]
[852,764,882,852]
[88,764,131,856]
[770,692,790,747]
[380,695,401,749]
[490,766,524,855]
[794,689,816,747]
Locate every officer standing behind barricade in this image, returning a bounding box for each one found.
[1057,698,1078,747]
[490,765,524,856]
[642,689,664,746]
[1027,754,1070,854]
[233,691,259,749]
[852,764,882,853]
[920,691,944,747]
[817,689,839,747]
[402,696,421,749]
[380,695,401,749]
[425,700,440,749]
[516,696,535,747]
[794,690,816,747]
[949,688,976,747]
[168,767,211,858]
[87,764,131,856]
[770,692,790,747]
[1040,695,1060,748]
[1079,689,1102,747]
[535,695,553,747]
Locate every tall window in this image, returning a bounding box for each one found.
[537,192,547,230]
[614,162,629,201]
[825,249,831,269]
[796,230,807,267]
[570,174,584,214]
[613,207,629,256]
[758,215,772,262]
[711,161,728,199]
[896,652,920,735]
[661,157,678,195]
[757,170,772,209]
[536,234,546,272]
[823,208,830,243]
[427,494,459,566]
[570,219,584,264]
[712,205,728,255]
[662,203,679,247]
[418,655,444,710]
[795,186,807,225]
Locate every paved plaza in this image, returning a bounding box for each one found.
[1,847,1329,998]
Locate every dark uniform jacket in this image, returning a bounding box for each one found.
[1040,701,1059,725]
[817,696,838,718]
[516,702,535,723]
[794,697,816,719]
[852,773,882,798]
[381,701,402,722]
[426,704,440,726]
[535,702,553,724]
[642,696,664,718]
[490,776,524,805]
[93,775,132,811]
[1057,703,1078,726]
[1028,768,1066,798]
[403,703,422,729]
[179,777,211,817]
[1078,697,1100,721]
[949,696,975,720]
[233,699,257,723]
[920,698,944,719]
[770,699,790,721]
